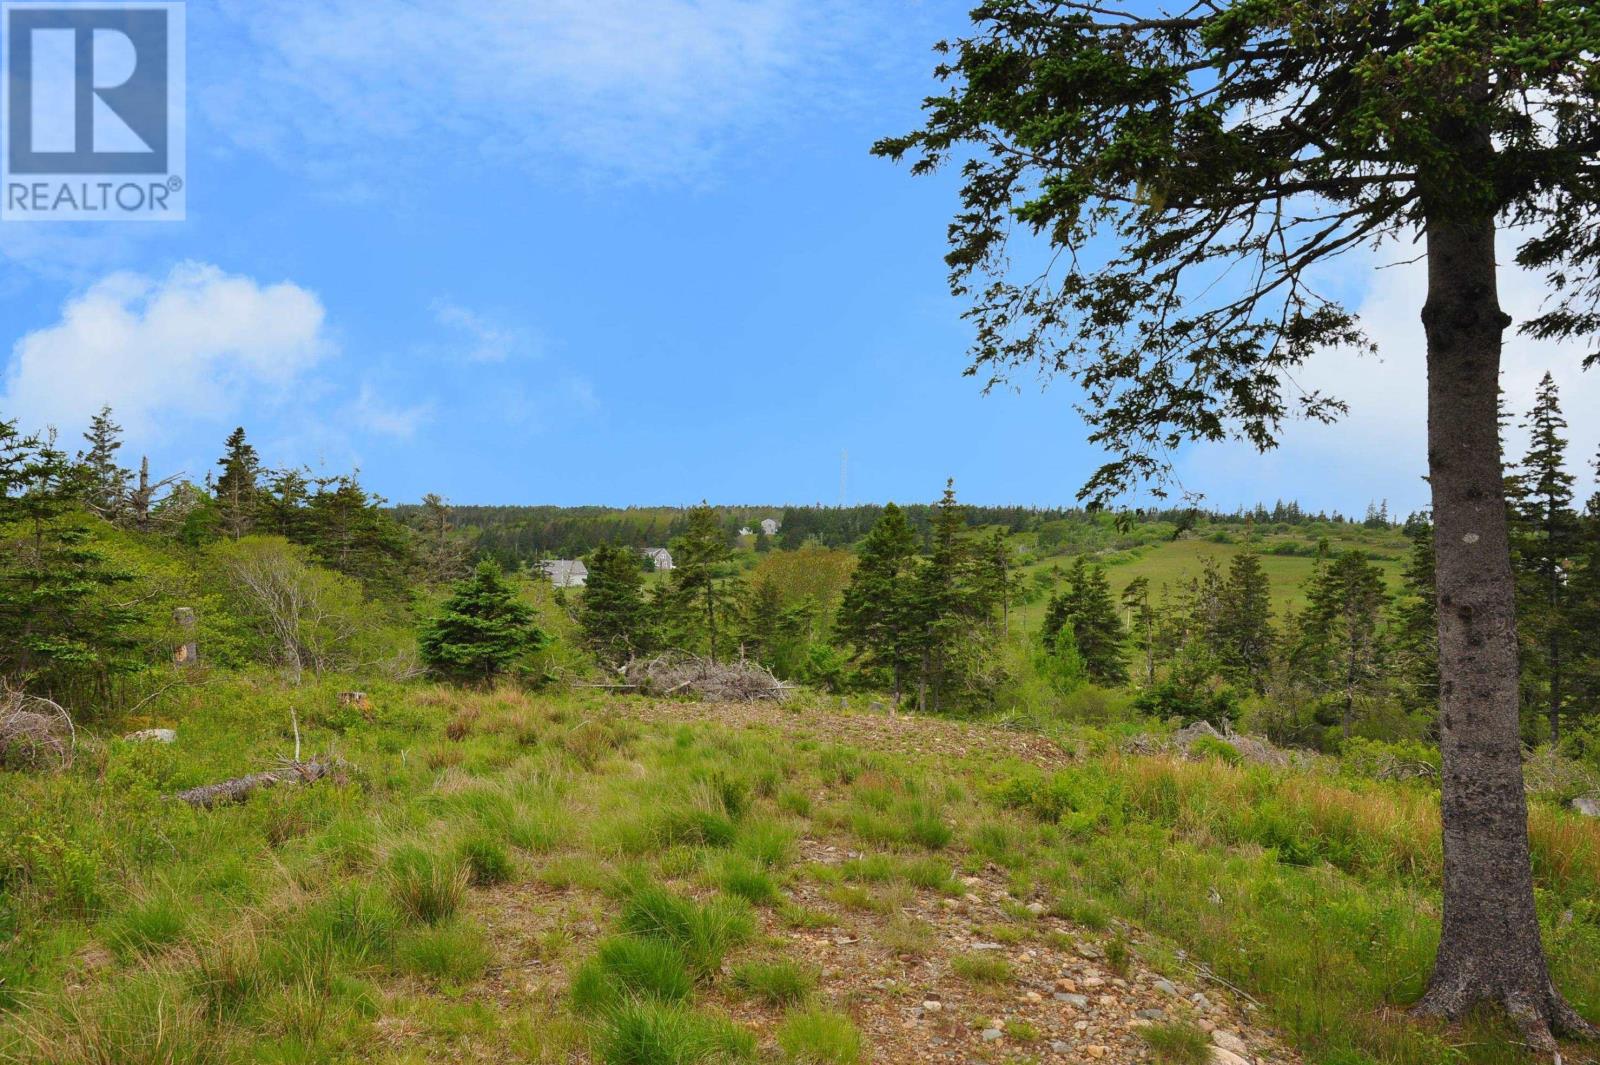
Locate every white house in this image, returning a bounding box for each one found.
[759,518,780,537]
[541,559,588,588]
[641,547,674,572]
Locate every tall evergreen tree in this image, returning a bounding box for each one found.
[911,482,980,712]
[667,503,735,661]
[1295,551,1389,740]
[1120,576,1156,686]
[878,0,1600,1035]
[214,427,261,540]
[1215,553,1273,692]
[1509,373,1580,741]
[1042,557,1127,685]
[419,561,548,682]
[0,417,137,693]
[76,406,128,521]
[836,502,921,704]
[411,493,473,585]
[302,474,414,594]
[581,544,654,665]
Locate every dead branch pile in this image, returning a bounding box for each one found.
[0,687,75,771]
[171,758,343,809]
[1124,719,1294,768]
[619,655,792,702]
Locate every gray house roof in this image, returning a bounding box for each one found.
[540,559,589,587]
[641,547,674,570]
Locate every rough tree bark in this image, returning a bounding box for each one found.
[1414,212,1598,1047]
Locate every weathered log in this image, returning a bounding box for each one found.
[171,759,341,809]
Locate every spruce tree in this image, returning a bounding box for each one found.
[667,503,734,661]
[581,544,654,665]
[836,502,921,704]
[1295,551,1389,740]
[214,427,261,540]
[0,417,137,693]
[1509,373,1580,741]
[1042,557,1127,685]
[302,474,414,595]
[76,406,128,521]
[419,561,548,682]
[911,482,978,712]
[1216,553,1273,692]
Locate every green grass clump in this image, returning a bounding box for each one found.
[1189,735,1243,766]
[714,856,780,906]
[571,937,695,1011]
[950,952,1013,985]
[387,845,469,925]
[457,834,514,886]
[103,892,187,958]
[776,1008,863,1065]
[734,820,796,867]
[396,921,491,985]
[595,1000,756,1065]
[620,884,756,980]
[728,959,815,1006]
[1141,1021,1211,1064]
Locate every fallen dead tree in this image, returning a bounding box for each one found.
[0,687,75,771]
[171,758,344,809]
[605,654,793,702]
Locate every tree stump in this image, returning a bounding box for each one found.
[338,691,371,714]
[172,607,198,667]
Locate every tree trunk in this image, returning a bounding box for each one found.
[1413,213,1597,1047]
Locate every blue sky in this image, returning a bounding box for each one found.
[2,0,1595,514]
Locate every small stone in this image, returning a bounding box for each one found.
[1571,796,1600,817]
[972,941,1004,951]
[1025,991,1043,1003]
[1137,1008,1167,1021]
[1098,994,1116,1007]
[1209,1050,1250,1065]
[1153,978,1179,996]
[1056,978,1078,993]
[1212,1030,1249,1055]
[1055,993,1089,1007]
[1084,1046,1108,1059]
[1192,992,1215,1011]
[922,1000,943,1013]
[1083,976,1105,988]
[981,1028,1003,1042]
[1050,1042,1071,1054]
[124,728,176,744]
[1026,901,1047,916]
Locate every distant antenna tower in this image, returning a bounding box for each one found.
[839,450,848,508]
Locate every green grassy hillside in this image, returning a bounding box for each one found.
[1014,525,1412,633]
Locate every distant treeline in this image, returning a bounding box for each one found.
[396,499,1401,564]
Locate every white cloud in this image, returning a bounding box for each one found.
[347,383,432,439]
[1,262,333,440]
[432,300,531,363]
[1179,235,1600,513]
[200,0,884,184]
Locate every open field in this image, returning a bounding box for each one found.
[1013,530,1412,634]
[4,679,1598,1065]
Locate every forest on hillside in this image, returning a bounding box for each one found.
[5,369,1598,759]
